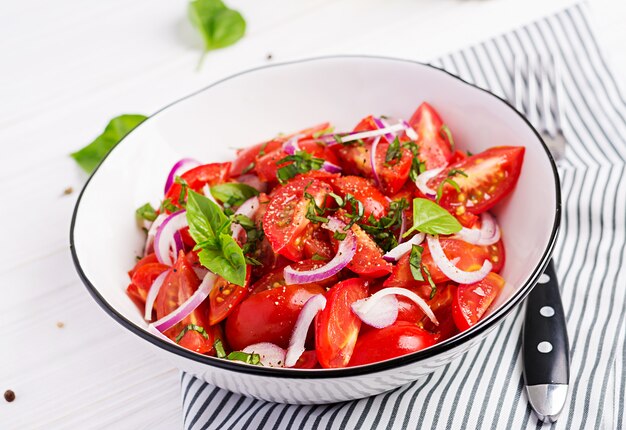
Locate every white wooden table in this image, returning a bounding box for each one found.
[2,0,624,428]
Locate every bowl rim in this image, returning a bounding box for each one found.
[70,55,561,379]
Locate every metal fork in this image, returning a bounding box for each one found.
[512,56,570,423]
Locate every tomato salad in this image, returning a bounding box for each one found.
[128,102,524,368]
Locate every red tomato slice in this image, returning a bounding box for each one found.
[331,116,377,177]
[315,278,369,368]
[301,224,334,261]
[164,162,231,207]
[231,140,283,177]
[428,146,525,216]
[348,322,437,366]
[155,252,213,353]
[483,238,505,273]
[331,176,389,221]
[208,268,252,325]
[448,149,468,164]
[293,350,319,369]
[225,284,325,350]
[127,262,170,306]
[373,141,413,195]
[256,140,339,183]
[383,239,491,288]
[128,252,158,278]
[452,272,505,332]
[408,102,453,170]
[263,177,332,261]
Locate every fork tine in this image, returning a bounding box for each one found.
[527,56,539,128]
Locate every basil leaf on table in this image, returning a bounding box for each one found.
[186,190,246,286]
[210,183,259,206]
[188,0,246,53]
[71,114,147,173]
[403,198,462,237]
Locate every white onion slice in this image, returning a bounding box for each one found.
[201,184,220,206]
[231,196,260,243]
[352,293,398,328]
[426,235,492,284]
[144,271,168,321]
[152,271,216,333]
[415,167,445,198]
[340,122,406,144]
[144,213,167,257]
[403,120,419,141]
[283,218,356,285]
[369,136,382,186]
[383,233,425,262]
[285,294,327,367]
[453,212,501,246]
[236,174,267,193]
[373,117,396,143]
[352,287,438,327]
[242,343,287,367]
[154,211,188,265]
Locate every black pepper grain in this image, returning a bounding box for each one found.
[266,53,273,61]
[4,390,15,402]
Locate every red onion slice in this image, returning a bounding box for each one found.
[402,120,419,141]
[383,233,425,262]
[369,136,382,187]
[352,286,438,327]
[282,134,304,155]
[320,161,342,174]
[454,212,501,246]
[144,270,168,321]
[153,271,216,333]
[147,323,176,344]
[144,213,168,257]
[231,196,260,243]
[373,117,396,143]
[415,167,446,198]
[154,210,188,265]
[242,343,287,367]
[285,294,327,367]
[164,158,200,194]
[236,174,268,193]
[283,218,356,284]
[426,235,492,284]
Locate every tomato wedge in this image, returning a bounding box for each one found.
[452,272,505,332]
[316,278,369,368]
[372,140,413,195]
[263,177,332,261]
[164,162,231,207]
[128,252,158,278]
[256,140,339,183]
[333,219,392,278]
[231,140,283,177]
[155,252,213,353]
[126,261,169,311]
[428,146,525,216]
[208,268,252,325]
[331,176,389,221]
[225,283,325,350]
[483,238,505,273]
[408,102,453,170]
[348,322,437,366]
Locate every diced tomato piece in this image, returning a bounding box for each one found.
[452,272,506,331]
[408,102,453,170]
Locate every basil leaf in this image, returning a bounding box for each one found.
[226,351,261,365]
[71,114,147,173]
[188,0,246,53]
[186,191,230,242]
[409,245,425,281]
[403,198,462,236]
[214,339,227,358]
[423,266,437,299]
[210,183,259,206]
[135,203,157,222]
[197,233,246,286]
[175,324,209,343]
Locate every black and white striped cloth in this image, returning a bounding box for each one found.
[181,3,626,428]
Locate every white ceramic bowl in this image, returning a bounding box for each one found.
[70,56,560,404]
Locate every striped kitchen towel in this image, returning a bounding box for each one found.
[181,3,626,429]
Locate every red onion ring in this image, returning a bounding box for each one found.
[426,235,492,284]
[144,270,168,321]
[152,271,216,333]
[383,233,425,262]
[320,161,342,174]
[164,158,200,194]
[415,167,445,198]
[144,213,167,256]
[369,136,382,187]
[231,196,260,243]
[352,286,438,327]
[147,323,175,344]
[236,174,268,193]
[282,135,303,155]
[453,212,501,246]
[285,294,327,367]
[283,218,356,284]
[154,210,188,265]
[242,343,287,367]
[372,117,396,143]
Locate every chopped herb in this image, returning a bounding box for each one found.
[328,192,344,207]
[226,351,262,365]
[186,191,247,286]
[241,162,255,174]
[71,114,147,173]
[175,176,189,206]
[435,169,467,203]
[258,142,269,157]
[231,213,255,229]
[403,141,426,182]
[136,203,158,222]
[333,134,343,145]
[159,198,179,213]
[385,137,402,165]
[245,256,262,266]
[276,150,325,183]
[188,0,246,68]
[423,265,437,299]
[175,324,209,343]
[312,126,335,139]
[439,124,455,151]
[333,231,347,240]
[358,198,408,251]
[311,253,327,261]
[214,339,227,358]
[210,183,259,207]
[403,198,462,237]
[409,245,425,281]
[466,150,473,156]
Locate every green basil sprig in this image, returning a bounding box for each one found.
[403,198,462,237]
[188,0,246,60]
